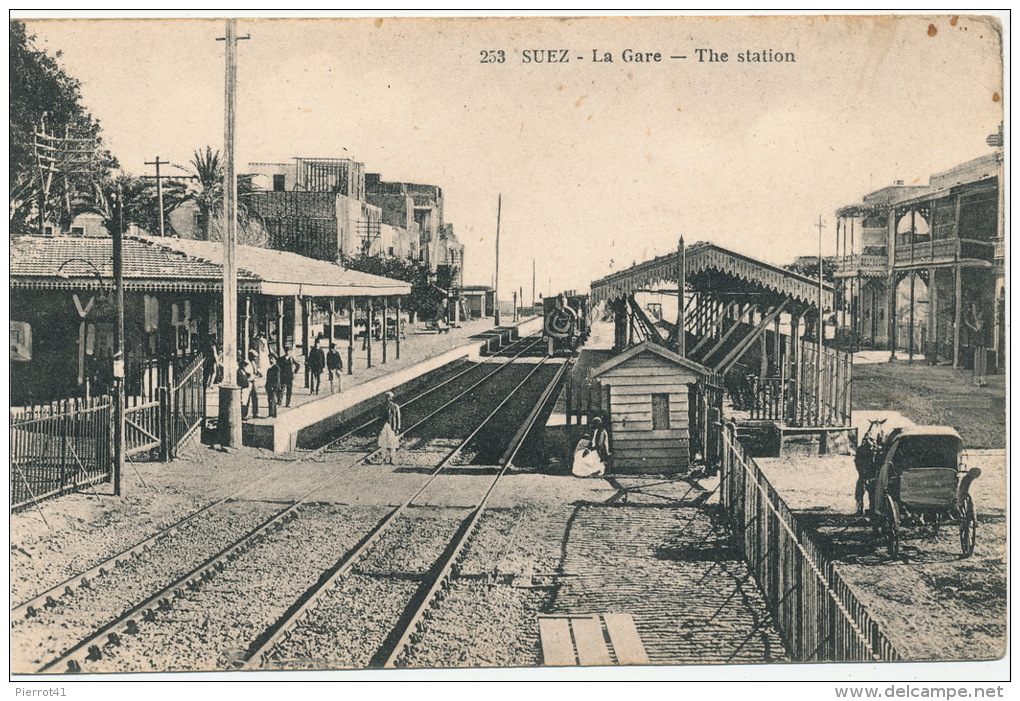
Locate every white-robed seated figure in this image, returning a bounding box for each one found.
[572,417,610,477]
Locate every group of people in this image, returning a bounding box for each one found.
[203,336,347,420]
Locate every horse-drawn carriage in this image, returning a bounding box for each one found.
[857,422,980,559]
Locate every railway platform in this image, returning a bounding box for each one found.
[206,316,543,453]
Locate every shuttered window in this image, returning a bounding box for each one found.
[652,393,671,430]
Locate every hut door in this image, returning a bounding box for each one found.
[651,393,671,430]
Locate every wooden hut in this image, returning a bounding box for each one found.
[591,341,711,474]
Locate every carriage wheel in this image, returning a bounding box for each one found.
[959,494,977,558]
[883,495,900,559]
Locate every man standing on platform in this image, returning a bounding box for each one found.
[265,354,281,418]
[246,349,262,419]
[279,347,300,407]
[326,342,344,393]
[307,339,326,395]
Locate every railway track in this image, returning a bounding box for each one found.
[15,332,562,674]
[12,332,541,623]
[244,355,569,670]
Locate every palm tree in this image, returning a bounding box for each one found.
[185,146,268,247]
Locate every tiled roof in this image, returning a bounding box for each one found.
[9,235,259,292]
[10,235,411,297]
[141,236,411,296]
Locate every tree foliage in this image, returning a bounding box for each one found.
[185,147,268,246]
[10,21,115,234]
[338,253,460,321]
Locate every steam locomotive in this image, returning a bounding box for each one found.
[542,293,590,355]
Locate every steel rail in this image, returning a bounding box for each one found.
[13,333,541,621]
[313,333,543,458]
[243,355,557,668]
[381,358,572,668]
[35,337,548,674]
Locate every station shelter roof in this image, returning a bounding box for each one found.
[10,234,411,298]
[590,241,832,310]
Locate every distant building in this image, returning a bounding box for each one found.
[365,173,463,278]
[834,151,1004,369]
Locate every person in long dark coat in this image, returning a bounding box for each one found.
[265,355,281,418]
[326,343,343,393]
[307,340,326,395]
[279,348,300,407]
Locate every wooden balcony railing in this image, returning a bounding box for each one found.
[835,254,887,276]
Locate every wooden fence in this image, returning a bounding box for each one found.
[10,397,113,511]
[740,340,852,427]
[718,420,900,662]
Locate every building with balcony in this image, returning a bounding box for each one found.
[834,151,1003,370]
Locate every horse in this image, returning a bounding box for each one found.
[854,418,887,516]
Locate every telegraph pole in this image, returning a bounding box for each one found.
[815,215,825,424]
[144,156,169,237]
[217,19,249,449]
[494,194,502,326]
[112,182,126,496]
[678,236,686,357]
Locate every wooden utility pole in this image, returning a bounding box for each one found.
[112,184,126,496]
[494,194,502,326]
[144,156,168,237]
[815,216,825,425]
[217,19,248,448]
[677,236,686,357]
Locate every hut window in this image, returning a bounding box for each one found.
[652,393,671,430]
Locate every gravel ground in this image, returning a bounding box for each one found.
[11,490,204,606]
[357,506,470,575]
[268,574,421,669]
[77,503,392,673]
[400,581,551,668]
[12,499,284,673]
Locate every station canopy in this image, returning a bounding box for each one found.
[591,241,832,311]
[10,234,411,298]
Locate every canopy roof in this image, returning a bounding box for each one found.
[591,241,832,309]
[10,235,411,297]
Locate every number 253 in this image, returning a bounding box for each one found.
[479,50,505,64]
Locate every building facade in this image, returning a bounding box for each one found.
[834,151,1004,370]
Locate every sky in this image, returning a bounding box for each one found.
[17,13,1005,297]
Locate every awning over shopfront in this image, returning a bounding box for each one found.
[10,235,411,297]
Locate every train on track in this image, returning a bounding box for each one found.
[542,293,590,355]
